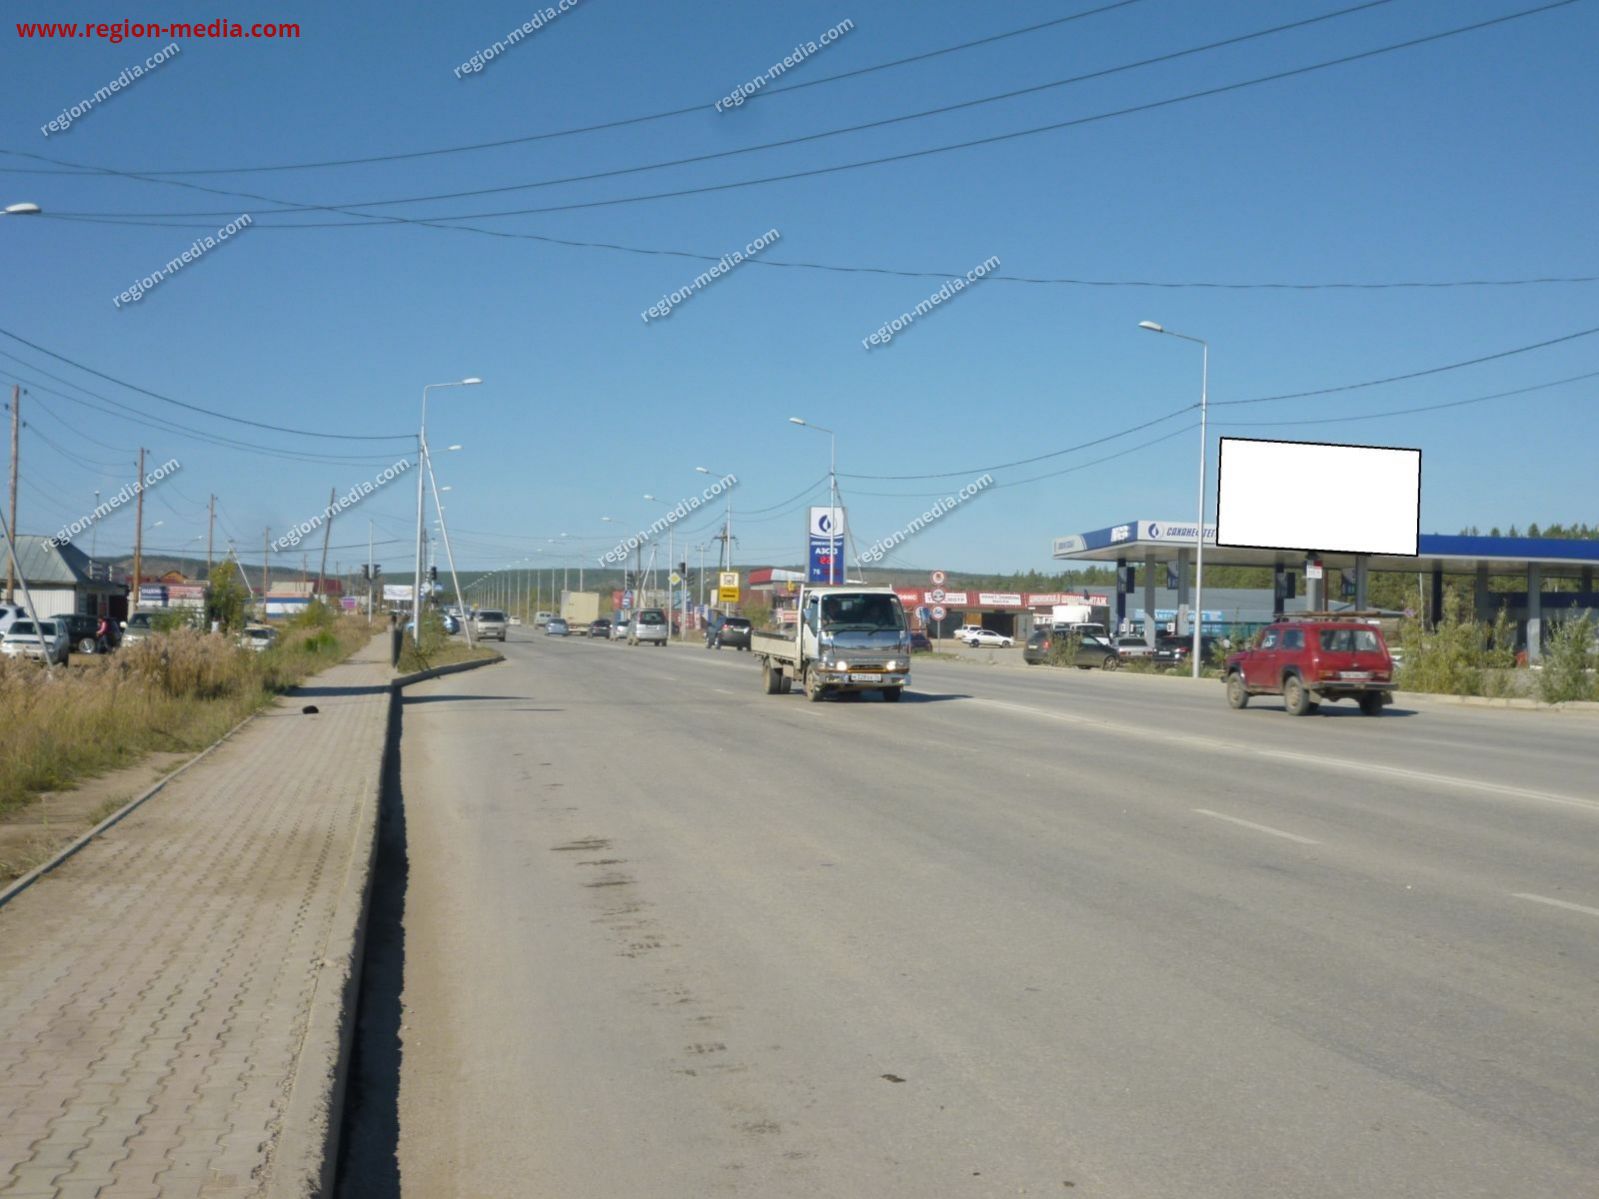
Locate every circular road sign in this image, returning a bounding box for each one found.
[930,570,947,586]
[929,588,946,603]
[930,604,947,621]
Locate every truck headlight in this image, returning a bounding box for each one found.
[835,660,849,671]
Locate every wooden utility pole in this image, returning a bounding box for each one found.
[315,486,335,602]
[263,528,270,596]
[207,494,215,572]
[5,384,18,603]
[131,447,146,607]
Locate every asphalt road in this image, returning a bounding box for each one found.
[384,633,1599,1198]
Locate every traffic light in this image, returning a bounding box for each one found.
[678,561,687,579]
[360,564,369,580]
[428,566,438,584]
[624,571,635,590]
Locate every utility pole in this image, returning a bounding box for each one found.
[315,485,335,603]
[263,528,270,597]
[207,494,215,572]
[367,520,374,620]
[132,447,146,608]
[5,384,19,603]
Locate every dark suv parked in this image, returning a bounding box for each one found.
[60,612,119,654]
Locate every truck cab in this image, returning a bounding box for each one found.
[752,585,912,703]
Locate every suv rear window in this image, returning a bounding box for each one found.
[1319,627,1380,652]
[724,618,751,629]
[478,611,506,621]
[638,611,665,625]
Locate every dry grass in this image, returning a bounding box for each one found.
[0,613,373,819]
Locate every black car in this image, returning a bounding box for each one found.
[1153,634,1225,668]
[589,618,612,639]
[60,612,119,654]
[713,616,753,651]
[1024,628,1119,669]
[909,631,933,651]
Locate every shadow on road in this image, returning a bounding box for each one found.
[292,683,393,698]
[334,693,408,1198]
[401,693,531,706]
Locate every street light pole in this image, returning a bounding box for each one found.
[413,378,480,645]
[1139,321,1208,679]
[789,418,838,583]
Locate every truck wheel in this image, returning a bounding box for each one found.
[1358,692,1384,716]
[762,661,782,694]
[804,669,826,703]
[1226,671,1249,709]
[881,687,903,703]
[1283,674,1312,716]
[778,674,793,694]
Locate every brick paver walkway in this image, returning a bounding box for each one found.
[0,640,392,1198]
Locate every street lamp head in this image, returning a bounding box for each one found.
[788,417,807,426]
[695,466,711,474]
[2,203,42,216]
[460,377,483,386]
[1138,321,1164,333]
[642,494,656,502]
[446,444,463,451]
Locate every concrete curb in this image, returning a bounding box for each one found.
[0,709,260,911]
[270,648,503,1199]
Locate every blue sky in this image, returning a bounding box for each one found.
[4,0,1596,579]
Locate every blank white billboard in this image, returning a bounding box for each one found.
[1216,438,1420,556]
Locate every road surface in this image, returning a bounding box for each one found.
[368,634,1598,1197]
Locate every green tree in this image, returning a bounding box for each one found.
[206,560,252,632]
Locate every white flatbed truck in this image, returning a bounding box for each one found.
[750,585,913,703]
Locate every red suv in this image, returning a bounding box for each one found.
[1224,620,1394,716]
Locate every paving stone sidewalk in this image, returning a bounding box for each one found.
[0,640,393,1199]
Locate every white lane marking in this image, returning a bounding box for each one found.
[966,697,1599,816]
[1512,893,1599,919]
[1193,808,1320,845]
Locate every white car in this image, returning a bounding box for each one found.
[533,611,556,629]
[951,624,987,642]
[2,619,69,664]
[237,625,279,653]
[0,603,26,638]
[965,629,1014,649]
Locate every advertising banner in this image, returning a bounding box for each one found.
[807,506,846,583]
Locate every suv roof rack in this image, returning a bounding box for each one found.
[1279,610,1389,621]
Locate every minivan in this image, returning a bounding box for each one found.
[628,608,668,646]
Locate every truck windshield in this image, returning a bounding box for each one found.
[820,594,904,633]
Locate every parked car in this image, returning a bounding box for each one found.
[1112,635,1157,660]
[533,611,556,628]
[119,610,160,647]
[2,619,69,665]
[1153,634,1225,668]
[951,624,987,642]
[712,616,753,651]
[965,629,1014,649]
[0,603,27,638]
[237,625,279,653]
[628,608,668,646]
[546,617,570,636]
[909,631,933,651]
[589,618,612,639]
[58,612,119,654]
[1224,620,1394,715]
[473,609,509,641]
[1024,628,1120,669]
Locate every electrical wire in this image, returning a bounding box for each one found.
[22,422,130,471]
[1214,323,1599,406]
[36,1,1577,228]
[0,1,1146,177]
[32,2,1393,219]
[1214,369,1599,426]
[0,326,413,442]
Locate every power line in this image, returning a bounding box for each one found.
[0,326,413,442]
[0,1,1145,177]
[842,405,1194,481]
[37,1,1577,228]
[32,2,1392,219]
[1214,323,1599,406]
[1214,368,1599,425]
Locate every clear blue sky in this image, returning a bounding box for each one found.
[5,0,1596,579]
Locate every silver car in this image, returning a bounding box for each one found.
[1,619,69,665]
[628,608,668,646]
[473,609,509,641]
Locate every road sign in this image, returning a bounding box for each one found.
[718,571,740,604]
[929,588,946,603]
[1305,559,1324,581]
[930,570,947,586]
[669,572,682,586]
[930,604,947,621]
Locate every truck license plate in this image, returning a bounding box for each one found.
[848,672,883,683]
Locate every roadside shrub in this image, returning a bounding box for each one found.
[1537,613,1599,704]
[1397,594,1519,696]
[1045,630,1083,668]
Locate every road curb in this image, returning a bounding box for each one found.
[0,709,260,911]
[270,648,503,1199]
